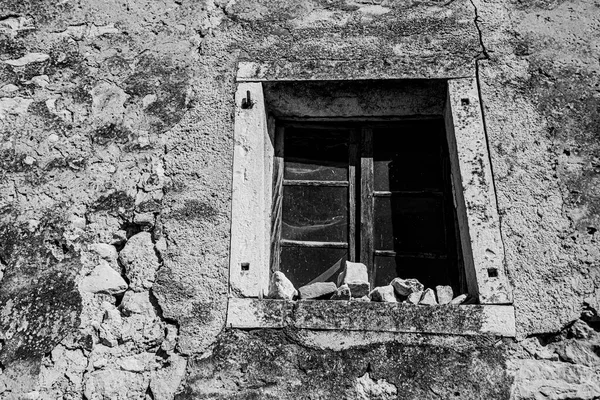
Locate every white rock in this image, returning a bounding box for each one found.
[298,282,337,299]
[337,261,370,298]
[91,82,128,124]
[369,286,397,302]
[450,294,468,305]
[0,97,33,119]
[24,156,36,165]
[391,278,424,297]
[89,243,118,262]
[5,53,49,67]
[355,372,397,400]
[0,16,35,37]
[118,232,160,291]
[407,290,423,305]
[83,369,148,400]
[30,75,49,87]
[149,353,187,400]
[47,133,59,142]
[1,84,19,92]
[120,291,156,316]
[80,260,127,295]
[118,353,153,372]
[419,288,438,306]
[268,271,297,300]
[435,285,454,305]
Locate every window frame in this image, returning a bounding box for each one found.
[271,119,463,291]
[227,73,515,336]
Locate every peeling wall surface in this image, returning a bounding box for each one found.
[0,0,599,399]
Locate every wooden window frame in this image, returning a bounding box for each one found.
[229,77,513,306]
[270,120,462,291]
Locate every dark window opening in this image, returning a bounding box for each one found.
[271,119,464,294]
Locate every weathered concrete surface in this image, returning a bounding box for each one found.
[473,0,600,337]
[0,0,599,398]
[177,329,512,400]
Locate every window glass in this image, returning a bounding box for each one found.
[373,121,444,191]
[282,186,348,243]
[280,247,347,288]
[284,127,349,181]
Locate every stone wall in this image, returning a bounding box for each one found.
[0,0,598,399]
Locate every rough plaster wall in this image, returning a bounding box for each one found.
[0,0,598,399]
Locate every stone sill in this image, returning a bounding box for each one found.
[227,298,516,337]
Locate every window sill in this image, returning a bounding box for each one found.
[226,298,516,337]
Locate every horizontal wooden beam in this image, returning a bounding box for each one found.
[374,250,448,259]
[280,240,348,249]
[283,180,349,187]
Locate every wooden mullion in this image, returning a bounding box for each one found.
[283,180,349,187]
[280,240,348,249]
[349,129,358,261]
[270,126,285,273]
[360,127,375,287]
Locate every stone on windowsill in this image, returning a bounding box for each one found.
[369,286,398,303]
[419,288,438,306]
[450,294,468,305]
[407,290,423,305]
[268,271,297,300]
[337,261,370,298]
[436,285,454,305]
[391,278,424,297]
[299,282,337,300]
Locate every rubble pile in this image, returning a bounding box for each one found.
[267,261,473,305]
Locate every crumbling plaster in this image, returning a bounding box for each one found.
[0,0,598,398]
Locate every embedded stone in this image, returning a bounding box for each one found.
[407,290,423,305]
[118,232,160,291]
[89,243,118,263]
[436,285,454,305]
[450,294,468,305]
[419,288,438,306]
[298,282,337,299]
[120,291,156,316]
[369,286,397,303]
[80,260,127,295]
[391,278,424,296]
[337,261,370,298]
[268,271,297,300]
[331,284,351,300]
[149,352,187,400]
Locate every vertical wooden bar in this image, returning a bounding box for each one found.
[270,126,285,274]
[360,127,375,286]
[348,129,358,261]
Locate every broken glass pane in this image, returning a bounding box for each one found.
[280,246,347,288]
[284,127,349,181]
[282,185,348,242]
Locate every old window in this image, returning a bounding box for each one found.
[271,120,463,294]
[227,74,515,336]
